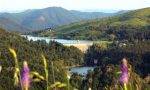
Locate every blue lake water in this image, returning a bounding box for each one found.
[70,67,94,77]
[22,35,95,76]
[22,35,96,44]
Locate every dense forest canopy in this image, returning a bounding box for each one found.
[85,41,150,77]
[69,40,150,90]
[1,28,149,89]
[0,28,84,90]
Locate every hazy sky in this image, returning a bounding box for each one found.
[0,0,150,12]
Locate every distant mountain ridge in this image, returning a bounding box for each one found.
[0,7,122,32]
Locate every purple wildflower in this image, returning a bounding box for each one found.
[119,58,129,85]
[21,61,30,89]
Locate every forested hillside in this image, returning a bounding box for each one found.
[39,7,150,41]
[68,40,150,90]
[0,28,150,89]
[0,28,84,89]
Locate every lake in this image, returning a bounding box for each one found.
[70,67,94,77]
[22,35,96,76]
[22,35,96,44]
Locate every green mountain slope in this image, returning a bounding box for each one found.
[0,17,31,32]
[0,7,117,32]
[40,7,150,40]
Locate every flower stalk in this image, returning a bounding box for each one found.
[21,61,30,90]
[9,48,23,90]
[41,54,48,90]
[119,58,129,90]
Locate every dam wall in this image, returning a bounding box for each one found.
[64,43,93,52]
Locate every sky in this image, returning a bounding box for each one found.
[0,0,150,12]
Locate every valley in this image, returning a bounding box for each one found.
[37,7,150,41]
[0,4,150,90]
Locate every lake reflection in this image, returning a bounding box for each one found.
[22,35,96,44]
